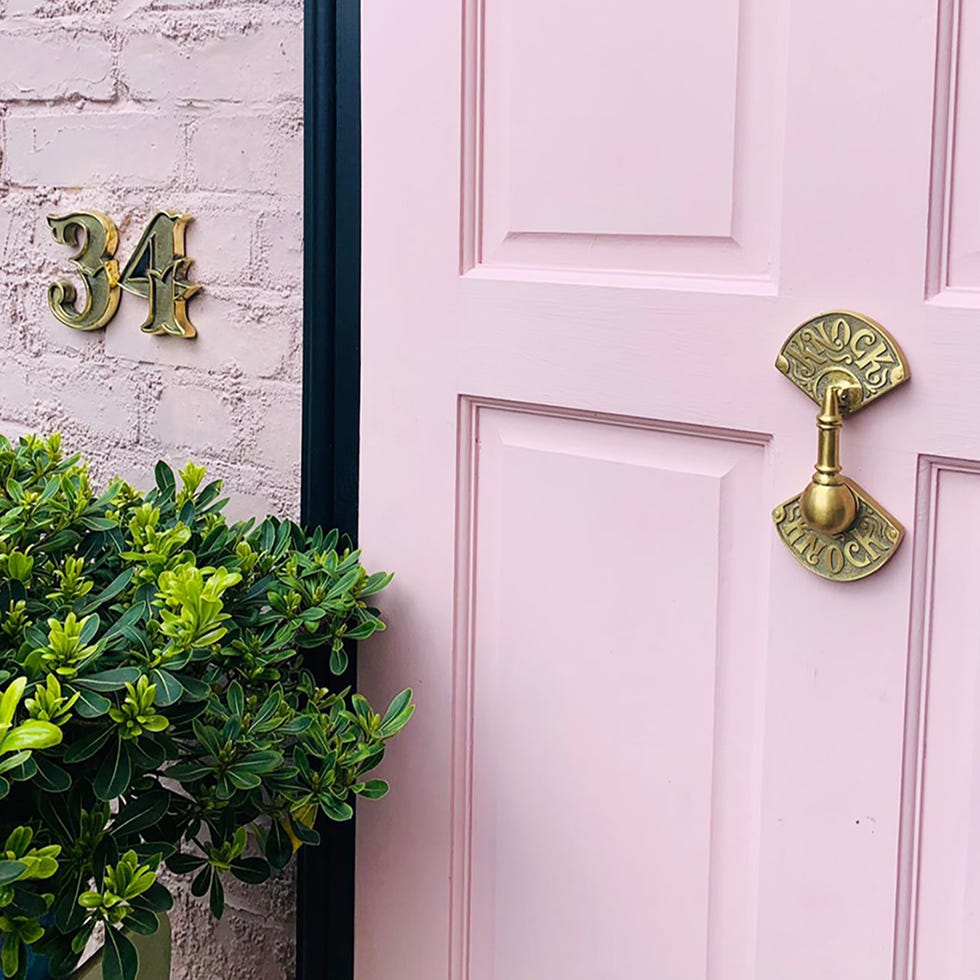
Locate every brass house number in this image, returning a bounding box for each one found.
[47,211,201,339]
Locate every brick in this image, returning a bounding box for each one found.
[105,291,294,379]
[5,0,39,15]
[5,114,182,187]
[20,275,106,356]
[187,208,256,284]
[191,113,301,193]
[1,205,63,277]
[151,382,235,453]
[248,388,300,472]
[0,32,114,101]
[259,208,302,284]
[121,25,301,103]
[34,366,140,443]
[0,359,35,422]
[0,419,34,443]
[222,489,276,523]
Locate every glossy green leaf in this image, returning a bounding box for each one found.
[79,515,117,531]
[0,749,31,775]
[80,569,134,614]
[33,755,72,793]
[264,819,292,871]
[190,865,211,898]
[209,872,225,919]
[379,688,415,738]
[0,859,27,886]
[154,461,176,496]
[122,907,159,936]
[131,881,174,914]
[229,857,270,884]
[75,668,142,693]
[73,688,112,719]
[112,792,170,838]
[78,613,100,645]
[94,739,132,801]
[166,853,206,875]
[102,605,145,642]
[149,669,182,707]
[357,779,390,800]
[321,797,354,822]
[127,737,167,771]
[329,647,349,675]
[102,927,139,980]
[225,767,261,790]
[346,618,381,640]
[63,725,114,763]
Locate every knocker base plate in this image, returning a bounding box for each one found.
[775,311,909,413]
[772,479,904,582]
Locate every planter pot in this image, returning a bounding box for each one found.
[22,915,171,980]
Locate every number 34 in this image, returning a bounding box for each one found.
[47,211,201,339]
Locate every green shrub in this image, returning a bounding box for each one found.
[0,434,413,980]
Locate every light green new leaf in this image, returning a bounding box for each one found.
[0,933,21,978]
[0,677,27,731]
[0,719,63,753]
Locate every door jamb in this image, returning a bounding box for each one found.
[299,0,361,976]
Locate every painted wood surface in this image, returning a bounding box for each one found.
[357,0,980,976]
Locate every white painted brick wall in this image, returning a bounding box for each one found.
[0,0,304,974]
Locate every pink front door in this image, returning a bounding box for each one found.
[355,0,980,977]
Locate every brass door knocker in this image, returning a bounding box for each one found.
[771,311,909,582]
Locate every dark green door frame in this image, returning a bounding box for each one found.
[299,0,360,976]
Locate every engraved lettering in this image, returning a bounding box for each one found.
[826,545,845,575]
[793,531,814,555]
[776,313,906,407]
[780,511,809,548]
[805,537,828,566]
[830,317,851,348]
[775,490,903,581]
[850,328,893,376]
[843,540,872,568]
[850,523,886,562]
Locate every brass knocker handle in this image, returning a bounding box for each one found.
[800,384,859,535]
[771,311,909,581]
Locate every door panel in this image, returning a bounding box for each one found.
[933,0,980,297]
[896,460,980,979]
[467,0,785,282]
[356,0,980,977]
[457,404,768,980]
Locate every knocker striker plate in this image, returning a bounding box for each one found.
[775,311,909,413]
[772,480,904,582]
